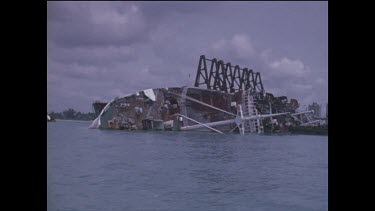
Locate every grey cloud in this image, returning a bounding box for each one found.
[147,65,176,77]
[206,33,325,106]
[48,2,150,47]
[137,2,219,19]
[211,35,258,60]
[48,58,106,80]
[48,44,138,66]
[267,57,310,78]
[208,34,310,78]
[47,2,327,112]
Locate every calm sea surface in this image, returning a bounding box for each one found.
[47,120,327,211]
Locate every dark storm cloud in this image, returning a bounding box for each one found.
[48,2,150,47]
[47,1,217,48]
[47,2,327,112]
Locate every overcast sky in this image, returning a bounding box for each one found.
[47,1,328,114]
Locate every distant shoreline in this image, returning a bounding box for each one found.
[55,119,93,122]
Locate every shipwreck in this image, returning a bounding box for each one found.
[90,55,319,134]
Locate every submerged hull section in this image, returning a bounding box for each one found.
[90,86,302,133]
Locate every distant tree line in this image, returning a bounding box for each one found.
[48,108,97,121]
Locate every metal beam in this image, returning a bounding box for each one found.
[291,110,314,116]
[194,55,265,94]
[169,91,237,117]
[177,113,224,133]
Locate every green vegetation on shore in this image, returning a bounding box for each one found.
[48,108,97,121]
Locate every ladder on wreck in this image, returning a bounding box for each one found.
[179,87,189,127]
[238,90,264,134]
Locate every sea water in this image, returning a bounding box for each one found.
[47,120,327,211]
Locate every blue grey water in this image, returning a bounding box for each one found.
[47,120,327,211]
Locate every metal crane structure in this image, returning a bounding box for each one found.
[194,55,264,95]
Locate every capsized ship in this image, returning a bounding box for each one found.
[90,55,316,134]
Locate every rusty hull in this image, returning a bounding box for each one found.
[97,87,239,132]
